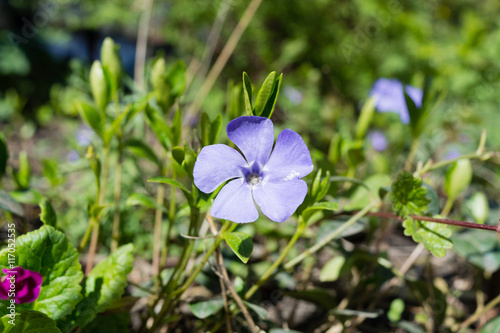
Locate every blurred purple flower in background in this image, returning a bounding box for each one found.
[0,267,43,304]
[194,116,313,223]
[369,78,423,124]
[444,148,461,160]
[75,125,94,146]
[368,130,388,151]
[283,86,303,105]
[66,150,80,162]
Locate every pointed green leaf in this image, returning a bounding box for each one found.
[254,72,276,116]
[0,311,61,332]
[242,72,253,116]
[126,193,166,212]
[77,102,104,139]
[224,232,253,264]
[39,198,57,227]
[0,189,24,217]
[259,73,282,119]
[242,301,267,319]
[42,159,62,186]
[182,144,197,179]
[0,226,83,319]
[188,299,224,319]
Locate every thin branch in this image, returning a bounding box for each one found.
[184,0,264,126]
[134,0,154,90]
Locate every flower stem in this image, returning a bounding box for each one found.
[284,203,376,271]
[244,219,306,300]
[151,220,234,331]
[347,211,500,233]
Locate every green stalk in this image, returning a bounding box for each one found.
[284,203,376,270]
[244,219,306,300]
[152,183,165,276]
[151,220,234,331]
[86,144,110,275]
[111,136,123,252]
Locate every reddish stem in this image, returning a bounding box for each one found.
[341,211,500,233]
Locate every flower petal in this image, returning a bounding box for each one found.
[253,179,308,222]
[194,144,247,193]
[227,116,274,165]
[264,129,313,181]
[211,179,258,223]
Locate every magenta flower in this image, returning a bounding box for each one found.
[0,267,43,304]
[369,78,423,124]
[194,116,313,223]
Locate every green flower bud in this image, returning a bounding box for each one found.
[466,192,489,224]
[101,37,122,99]
[90,60,110,112]
[150,57,172,111]
[445,158,472,200]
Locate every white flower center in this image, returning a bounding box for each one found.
[246,173,262,186]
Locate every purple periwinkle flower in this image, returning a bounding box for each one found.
[194,116,313,223]
[369,78,423,124]
[0,267,43,304]
[76,125,94,146]
[368,130,388,151]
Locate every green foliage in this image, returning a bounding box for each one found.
[77,102,104,139]
[150,58,186,112]
[0,226,83,319]
[0,189,24,217]
[13,151,30,190]
[224,231,253,264]
[0,311,61,333]
[452,229,500,272]
[319,256,345,282]
[391,171,430,218]
[124,139,160,168]
[39,198,57,227]
[126,193,166,212]
[200,112,222,147]
[387,298,405,322]
[465,192,489,224]
[188,299,224,319]
[60,244,134,330]
[242,71,283,119]
[391,171,452,257]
